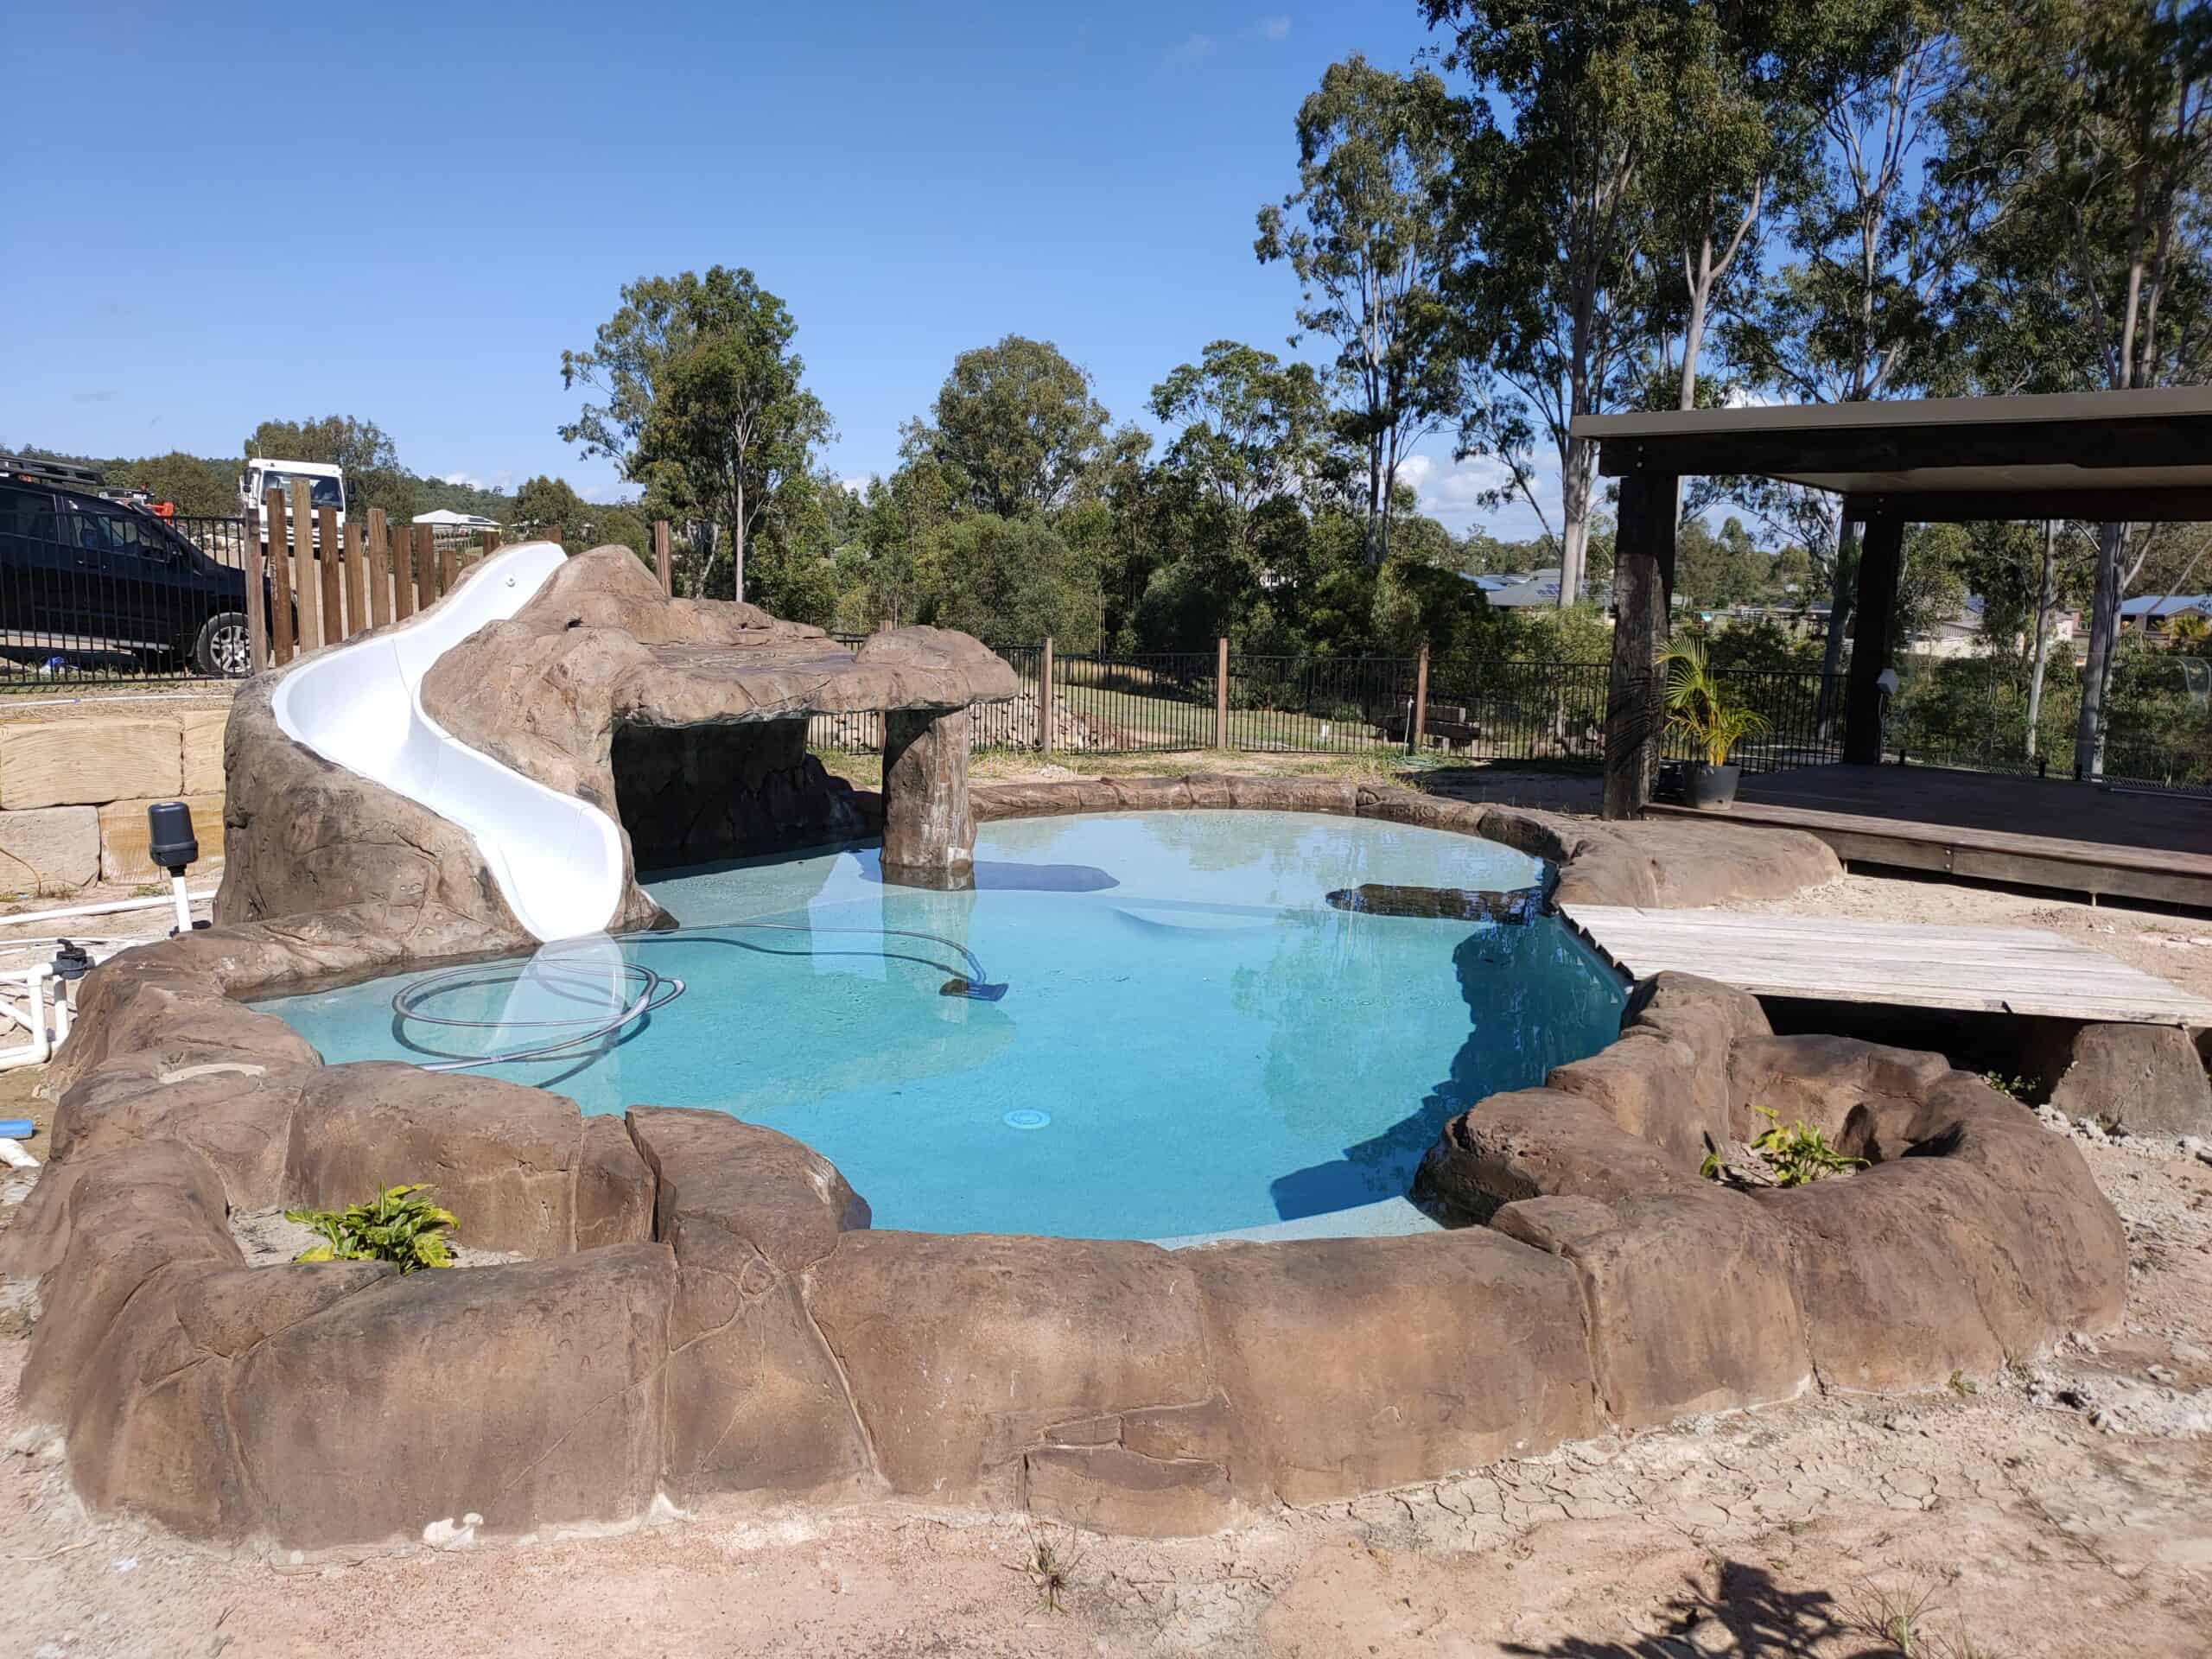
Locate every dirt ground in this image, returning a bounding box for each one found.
[0,1121,2206,1658]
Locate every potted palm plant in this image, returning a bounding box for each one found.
[1658,635,1769,810]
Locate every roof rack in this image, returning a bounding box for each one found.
[0,452,105,492]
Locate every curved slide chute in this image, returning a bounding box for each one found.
[270,542,626,942]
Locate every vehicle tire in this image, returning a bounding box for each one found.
[192,612,252,677]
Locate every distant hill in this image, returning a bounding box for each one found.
[4,441,637,531]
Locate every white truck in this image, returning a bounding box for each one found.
[239,458,346,546]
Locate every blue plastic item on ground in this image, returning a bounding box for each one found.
[0,1119,34,1140]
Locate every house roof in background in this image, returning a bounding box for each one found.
[2120,594,2212,619]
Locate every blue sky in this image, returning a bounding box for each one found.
[3,2,1531,534]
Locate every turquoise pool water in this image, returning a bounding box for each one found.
[257,810,1625,1241]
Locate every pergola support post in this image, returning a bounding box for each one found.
[1601,472,1679,820]
[1843,506,1905,766]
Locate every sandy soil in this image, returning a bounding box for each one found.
[3,1122,2209,1658]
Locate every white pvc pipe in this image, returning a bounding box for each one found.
[0,965,56,1070]
[0,889,217,929]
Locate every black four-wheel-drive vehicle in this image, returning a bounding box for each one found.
[0,455,258,677]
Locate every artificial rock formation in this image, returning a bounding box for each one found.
[218,547,1017,942]
[419,550,1014,894]
[3,785,2128,1553]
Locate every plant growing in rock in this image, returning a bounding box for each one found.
[1701,1107,1865,1189]
[286,1184,458,1273]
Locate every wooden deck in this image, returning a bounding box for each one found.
[1646,764,2212,910]
[1560,905,2212,1026]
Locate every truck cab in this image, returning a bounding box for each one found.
[240,459,346,545]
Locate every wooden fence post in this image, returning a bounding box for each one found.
[366,509,393,629]
[290,483,321,651]
[391,516,416,621]
[438,537,460,595]
[243,502,269,671]
[264,487,295,663]
[1215,637,1230,749]
[413,524,438,607]
[315,505,343,645]
[1039,636,1055,754]
[478,530,498,556]
[653,519,672,595]
[1413,642,1430,751]
[342,518,368,640]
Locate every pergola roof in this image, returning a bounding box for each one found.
[1570,386,2212,520]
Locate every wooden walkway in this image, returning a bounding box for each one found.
[1644,765,2212,911]
[1560,904,2212,1027]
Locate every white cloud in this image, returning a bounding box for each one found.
[1164,32,1213,66]
[1400,452,1512,516]
[440,468,515,493]
[1258,16,1291,41]
[838,474,873,495]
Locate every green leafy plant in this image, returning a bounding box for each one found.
[1701,1107,1866,1188]
[1981,1071,2034,1102]
[285,1184,458,1273]
[1658,634,1771,766]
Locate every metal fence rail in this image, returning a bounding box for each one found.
[1890,651,2212,794]
[1055,652,1218,753]
[1417,661,1612,766]
[0,508,253,685]
[1230,655,1415,753]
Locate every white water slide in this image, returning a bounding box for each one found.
[270,543,625,942]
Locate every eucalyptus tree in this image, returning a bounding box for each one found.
[899,336,1109,518]
[562,266,830,601]
[1255,54,1476,565]
[1719,1,1956,684]
[1148,340,1329,545]
[1937,0,2212,775]
[1424,2,1675,607]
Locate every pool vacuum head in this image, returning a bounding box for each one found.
[939,977,1009,1001]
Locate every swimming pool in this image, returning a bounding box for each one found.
[257,810,1626,1242]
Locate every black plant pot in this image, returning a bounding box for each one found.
[1682,761,1741,810]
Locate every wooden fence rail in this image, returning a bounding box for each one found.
[243,503,519,671]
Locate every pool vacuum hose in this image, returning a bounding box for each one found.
[391,919,1007,1072]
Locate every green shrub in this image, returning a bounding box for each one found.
[286,1184,458,1273]
[1702,1106,1866,1188]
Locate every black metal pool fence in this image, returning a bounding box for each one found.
[806,643,1855,775]
[808,637,2208,797]
[0,512,254,684]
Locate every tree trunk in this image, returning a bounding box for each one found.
[1677,293,1707,411]
[732,476,747,605]
[1558,436,1595,608]
[2073,520,2126,779]
[2024,520,2056,760]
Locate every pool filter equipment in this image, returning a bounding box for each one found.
[147,801,204,937]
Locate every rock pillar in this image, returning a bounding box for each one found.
[880,707,976,889]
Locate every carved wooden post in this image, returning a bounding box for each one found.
[880,708,976,889]
[1843,505,1905,766]
[653,519,672,596]
[1601,471,1680,820]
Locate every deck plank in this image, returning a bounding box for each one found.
[1560,903,2212,1026]
[1644,764,2212,909]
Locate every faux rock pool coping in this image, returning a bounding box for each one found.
[0,777,2126,1551]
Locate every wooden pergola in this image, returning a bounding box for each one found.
[1571,385,2212,821]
